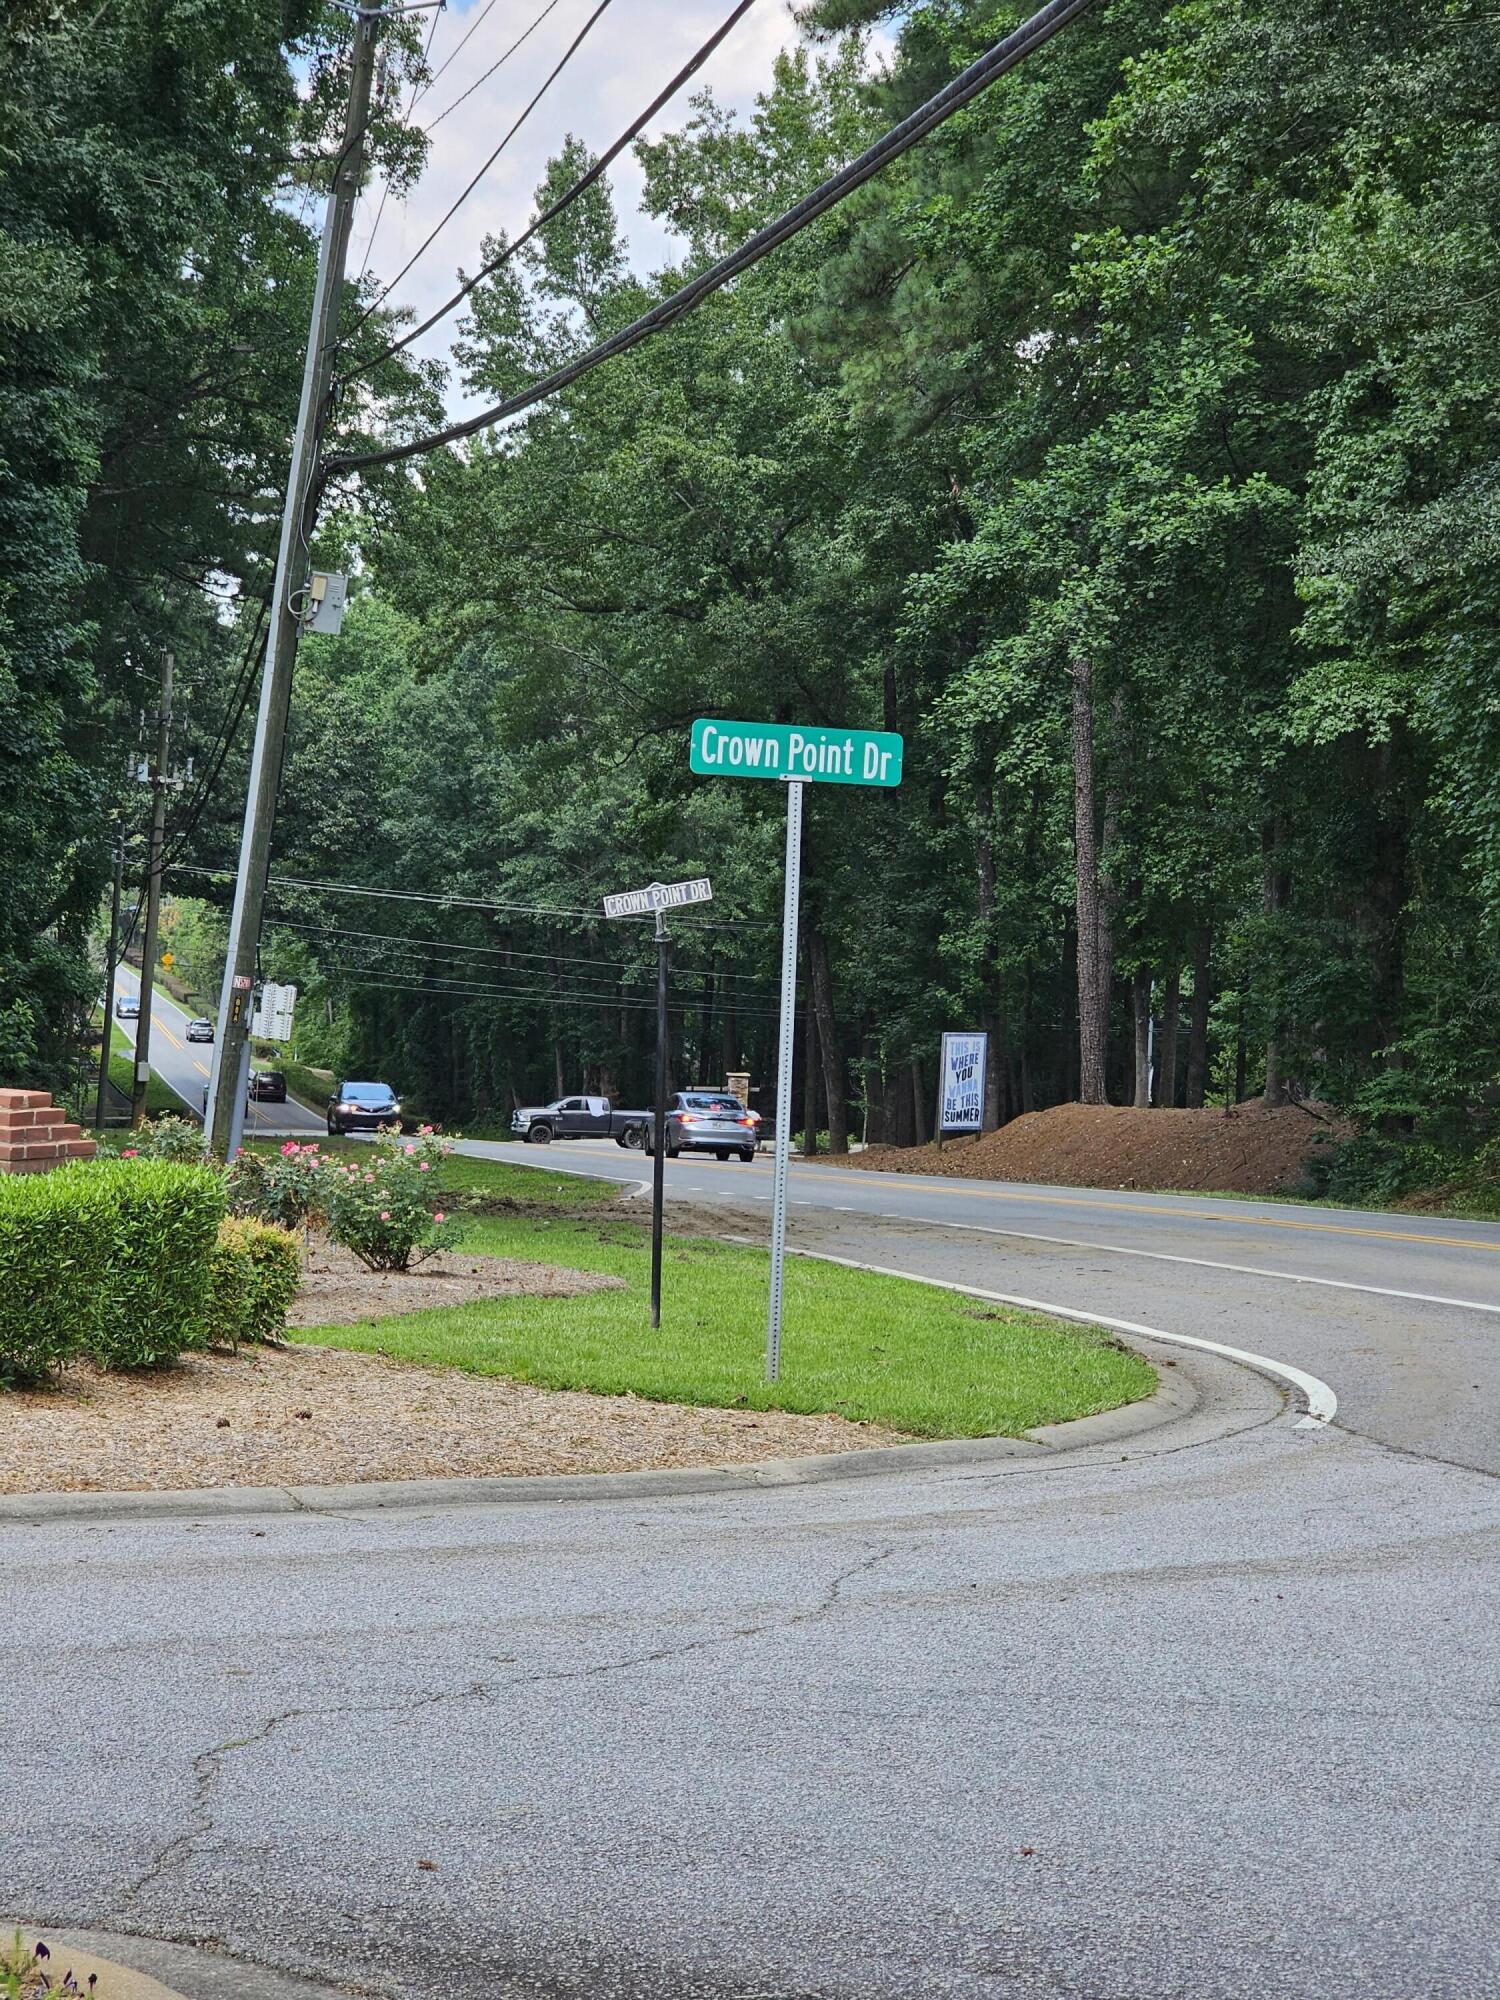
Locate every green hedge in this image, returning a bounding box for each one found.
[0,1167,116,1383]
[208,1217,301,1347]
[0,1159,226,1383]
[88,1159,225,1368]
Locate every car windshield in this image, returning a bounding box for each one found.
[683,1094,743,1112]
[341,1082,395,1102]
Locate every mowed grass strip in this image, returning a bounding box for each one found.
[292,1212,1156,1438]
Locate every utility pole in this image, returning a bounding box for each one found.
[131,653,173,1128]
[95,825,124,1131]
[206,3,384,1157]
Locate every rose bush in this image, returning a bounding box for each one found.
[226,1140,330,1229]
[322,1130,464,1271]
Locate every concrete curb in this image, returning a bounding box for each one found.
[0,1363,1202,1528]
[3,1928,341,2000]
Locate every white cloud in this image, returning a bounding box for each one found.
[351,0,811,410]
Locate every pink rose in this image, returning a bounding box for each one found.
[281,1142,298,1157]
[121,1149,138,1159]
[380,1210,390,1221]
[434,1212,446,1224]
[404,1145,415,1156]
[419,1161,430,1172]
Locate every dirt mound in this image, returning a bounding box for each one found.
[838,1101,1344,1195]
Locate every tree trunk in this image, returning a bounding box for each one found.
[1185,926,1211,1108]
[1070,657,1116,1104]
[910,1053,928,1145]
[1132,967,1152,1108]
[807,925,848,1153]
[976,771,1004,1131]
[1159,969,1181,1109]
[861,1029,882,1145]
[802,966,819,1157]
[1261,818,1291,1107]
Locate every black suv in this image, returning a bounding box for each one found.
[643,1091,759,1162]
[327,1080,402,1134]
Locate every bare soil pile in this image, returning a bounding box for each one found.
[839,1101,1343,1195]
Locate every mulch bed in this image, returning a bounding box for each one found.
[831,1100,1347,1195]
[288,1236,622,1327]
[0,1345,907,1494]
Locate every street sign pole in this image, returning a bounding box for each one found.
[766,779,805,1382]
[603,878,712,1331]
[651,908,669,1331]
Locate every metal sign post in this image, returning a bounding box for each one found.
[650,910,669,1329]
[603,877,714,1330]
[688,717,903,1384]
[766,779,805,1381]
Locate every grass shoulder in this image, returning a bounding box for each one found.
[291,1209,1156,1439]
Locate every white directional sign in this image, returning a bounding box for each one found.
[602,877,713,919]
[252,981,298,1042]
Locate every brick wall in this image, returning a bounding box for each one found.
[0,1090,98,1174]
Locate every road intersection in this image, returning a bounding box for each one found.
[4,1137,1496,1999]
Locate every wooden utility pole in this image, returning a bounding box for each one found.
[95,826,124,1130]
[131,652,173,1128]
[206,4,383,1157]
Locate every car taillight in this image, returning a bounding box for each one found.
[680,1115,697,1126]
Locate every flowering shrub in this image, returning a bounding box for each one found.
[323,1130,463,1271]
[226,1141,329,1229]
[105,1114,207,1163]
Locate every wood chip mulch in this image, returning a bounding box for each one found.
[0,1344,908,1496]
[287,1236,622,1326]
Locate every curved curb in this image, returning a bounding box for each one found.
[2,1928,339,2000]
[0,1369,1206,1528]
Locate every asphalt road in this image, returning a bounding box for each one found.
[4,1142,1497,2000]
[109,965,324,1136]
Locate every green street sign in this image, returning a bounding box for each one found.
[690,717,904,788]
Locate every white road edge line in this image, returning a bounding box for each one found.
[725,1238,1337,1432]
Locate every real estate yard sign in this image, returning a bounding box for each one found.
[939,1032,988,1134]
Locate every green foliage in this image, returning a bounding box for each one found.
[109,1114,207,1163]
[0,1164,114,1384]
[207,1216,301,1347]
[85,1159,225,1369]
[323,1131,465,1271]
[226,1140,330,1230]
[0,1155,223,1380]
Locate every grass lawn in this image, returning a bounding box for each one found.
[292,1207,1157,1439]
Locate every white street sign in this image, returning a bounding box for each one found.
[252,981,298,1042]
[602,877,713,919]
[939,1031,987,1133]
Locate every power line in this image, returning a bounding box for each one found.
[345,0,616,346]
[331,969,786,1021]
[348,0,761,381]
[420,0,501,100]
[423,0,567,133]
[267,916,785,989]
[162,599,270,865]
[354,0,446,294]
[326,0,1099,481]
[168,863,777,930]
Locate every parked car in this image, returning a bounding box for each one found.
[511,1095,650,1148]
[185,1018,214,1043]
[115,994,139,1019]
[643,1091,759,1162]
[249,1070,286,1102]
[327,1079,401,1134]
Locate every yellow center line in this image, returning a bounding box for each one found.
[192,1060,209,1078]
[783,1162,1500,1254]
[152,1017,182,1052]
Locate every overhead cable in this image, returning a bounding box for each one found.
[348,0,762,381]
[326,0,1099,479]
[345,0,618,345]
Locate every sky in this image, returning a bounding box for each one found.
[345,0,824,410]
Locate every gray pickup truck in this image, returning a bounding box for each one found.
[512,1095,650,1148]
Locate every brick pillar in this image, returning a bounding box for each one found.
[0,1090,98,1174]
